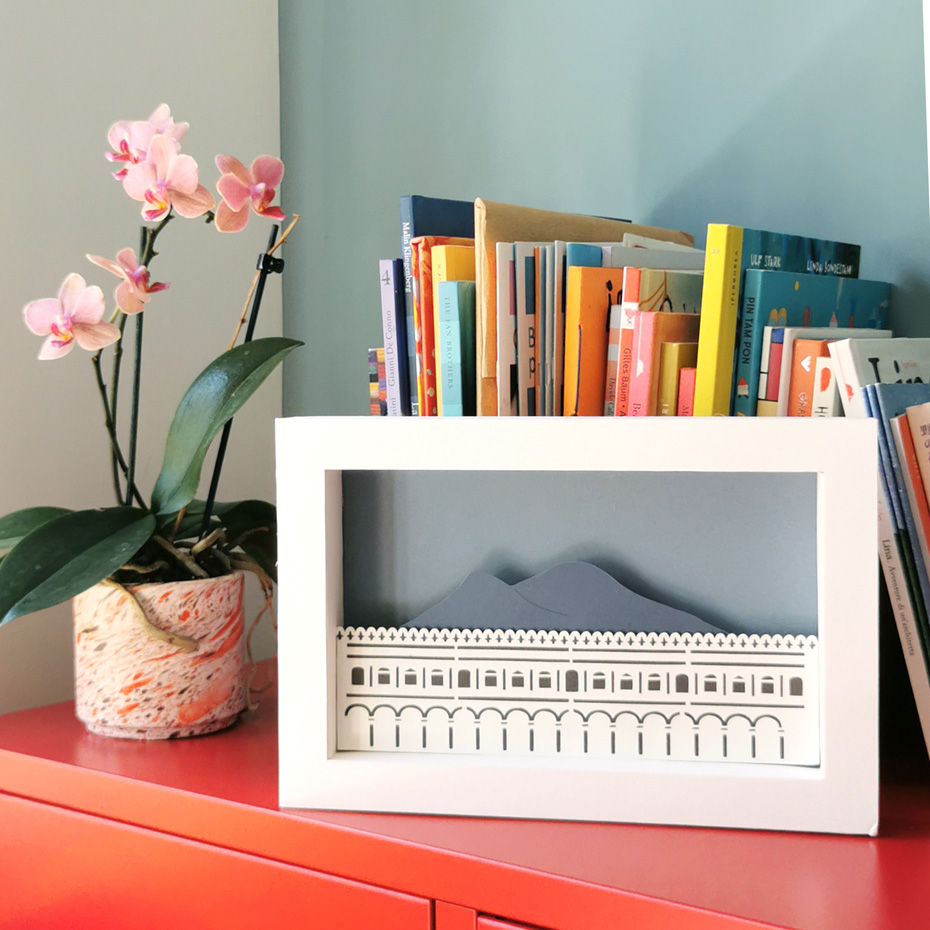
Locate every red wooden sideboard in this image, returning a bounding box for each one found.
[1,664,928,930]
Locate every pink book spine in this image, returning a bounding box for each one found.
[626,311,658,417]
[765,341,785,402]
[603,304,623,415]
[677,367,696,416]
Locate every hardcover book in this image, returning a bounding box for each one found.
[378,258,411,416]
[513,242,546,415]
[677,367,697,416]
[906,401,930,514]
[411,235,474,416]
[368,347,380,415]
[774,327,891,417]
[758,325,784,403]
[605,265,703,416]
[829,337,930,419]
[431,244,476,409]
[658,342,699,416]
[627,312,701,416]
[864,382,930,760]
[693,225,861,417]
[786,337,834,417]
[562,266,624,416]
[734,270,889,416]
[436,280,477,417]
[495,242,517,416]
[400,196,475,413]
[473,199,693,415]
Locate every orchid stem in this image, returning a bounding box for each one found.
[108,315,126,495]
[91,347,146,508]
[120,225,153,508]
[200,223,283,539]
[125,312,144,507]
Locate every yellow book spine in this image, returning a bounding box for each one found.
[693,224,743,416]
[657,342,698,415]
[432,245,476,413]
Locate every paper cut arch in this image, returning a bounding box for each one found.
[401,561,725,635]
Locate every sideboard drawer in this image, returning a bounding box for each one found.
[0,792,430,930]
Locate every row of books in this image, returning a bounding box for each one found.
[372,196,892,420]
[828,335,930,761]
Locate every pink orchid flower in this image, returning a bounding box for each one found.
[23,274,120,360]
[106,104,188,181]
[214,155,286,233]
[86,248,169,316]
[123,134,215,222]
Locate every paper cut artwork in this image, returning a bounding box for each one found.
[402,561,724,634]
[336,562,820,766]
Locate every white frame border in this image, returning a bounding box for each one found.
[275,416,878,834]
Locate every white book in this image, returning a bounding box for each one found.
[378,259,406,416]
[601,243,705,271]
[544,243,556,415]
[513,241,546,416]
[810,356,842,417]
[828,336,930,418]
[552,241,567,416]
[495,242,516,416]
[621,232,702,252]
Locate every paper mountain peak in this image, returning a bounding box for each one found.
[402,561,724,635]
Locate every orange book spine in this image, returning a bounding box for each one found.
[787,338,832,417]
[563,266,623,416]
[409,245,426,414]
[894,415,930,570]
[413,235,473,416]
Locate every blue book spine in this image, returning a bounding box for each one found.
[565,242,602,268]
[868,384,930,654]
[436,280,477,416]
[379,259,411,416]
[399,195,475,414]
[734,269,888,416]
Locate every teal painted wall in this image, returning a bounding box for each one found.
[279,0,929,416]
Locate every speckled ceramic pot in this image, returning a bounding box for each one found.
[73,572,246,739]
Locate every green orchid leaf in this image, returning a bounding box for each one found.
[0,507,156,626]
[159,499,223,540]
[159,499,272,542]
[222,499,277,582]
[151,337,302,517]
[239,530,277,584]
[0,507,72,551]
[219,499,276,542]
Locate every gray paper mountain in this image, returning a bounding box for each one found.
[402,561,724,634]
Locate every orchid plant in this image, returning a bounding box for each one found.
[0,104,301,632]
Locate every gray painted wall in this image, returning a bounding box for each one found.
[279,0,930,415]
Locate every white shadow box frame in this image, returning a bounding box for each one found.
[275,416,878,834]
